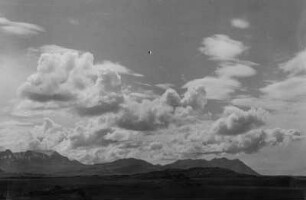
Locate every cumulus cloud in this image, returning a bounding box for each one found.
[209,106,267,136]
[17,46,210,133]
[68,120,141,150]
[8,43,303,165]
[28,118,69,151]
[18,51,91,103]
[0,17,44,36]
[114,86,208,131]
[231,18,250,29]
[161,88,182,108]
[181,85,207,111]
[17,47,146,116]
[183,76,240,100]
[199,34,247,61]
[207,128,302,154]
[76,69,124,116]
[115,99,173,131]
[182,62,256,100]
[3,111,299,165]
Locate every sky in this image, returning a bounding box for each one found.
[0,0,306,175]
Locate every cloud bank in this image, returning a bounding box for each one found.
[184,35,256,100]
[5,45,301,164]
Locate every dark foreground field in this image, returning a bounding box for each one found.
[1,170,306,200]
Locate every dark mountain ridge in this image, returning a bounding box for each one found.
[0,149,84,174]
[0,149,259,176]
[163,157,258,176]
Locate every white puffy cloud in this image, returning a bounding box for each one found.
[113,86,208,131]
[18,51,91,102]
[115,99,174,131]
[185,36,256,100]
[182,62,256,100]
[7,43,303,165]
[209,106,267,136]
[0,17,44,36]
[183,76,240,100]
[231,18,250,29]
[199,34,247,61]
[1,111,298,165]
[181,85,207,111]
[207,128,302,154]
[17,48,145,116]
[28,118,70,152]
[161,88,182,108]
[216,63,256,78]
[76,69,124,116]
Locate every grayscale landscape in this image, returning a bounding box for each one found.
[0,0,305,199]
[0,149,305,199]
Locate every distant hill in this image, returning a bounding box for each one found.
[0,149,259,176]
[0,149,84,174]
[74,158,161,176]
[133,167,252,180]
[163,158,259,176]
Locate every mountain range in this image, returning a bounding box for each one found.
[0,149,259,176]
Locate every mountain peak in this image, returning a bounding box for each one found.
[164,158,259,176]
[0,149,14,159]
[0,150,259,176]
[0,149,83,174]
